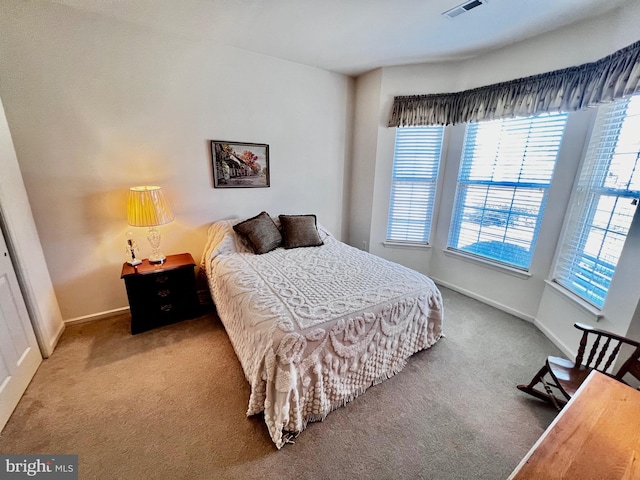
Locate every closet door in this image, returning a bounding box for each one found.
[0,228,41,431]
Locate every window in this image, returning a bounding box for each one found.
[447,113,568,269]
[553,96,640,308]
[386,126,444,243]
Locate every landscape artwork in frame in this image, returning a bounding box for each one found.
[211,140,270,188]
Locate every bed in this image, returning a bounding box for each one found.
[201,215,443,448]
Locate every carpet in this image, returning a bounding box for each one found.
[0,287,561,479]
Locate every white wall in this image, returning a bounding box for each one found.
[0,96,64,356]
[348,69,382,248]
[349,0,640,355]
[0,0,354,321]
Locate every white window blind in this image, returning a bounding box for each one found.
[448,113,568,269]
[386,126,444,243]
[553,96,640,308]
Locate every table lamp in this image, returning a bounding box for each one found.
[127,186,174,264]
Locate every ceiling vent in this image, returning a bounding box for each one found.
[443,0,488,19]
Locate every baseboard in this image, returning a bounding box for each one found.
[431,277,535,323]
[533,319,576,360]
[44,321,66,358]
[65,306,130,326]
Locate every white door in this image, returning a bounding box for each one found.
[0,228,41,431]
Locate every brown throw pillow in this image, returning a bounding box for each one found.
[279,214,324,249]
[233,212,282,254]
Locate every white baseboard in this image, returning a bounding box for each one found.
[45,321,66,358]
[65,306,130,326]
[432,277,535,323]
[533,318,576,360]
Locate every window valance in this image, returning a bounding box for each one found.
[388,40,640,127]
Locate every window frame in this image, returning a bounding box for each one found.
[385,125,445,246]
[447,112,569,270]
[552,96,640,309]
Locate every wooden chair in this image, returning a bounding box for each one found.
[517,322,640,409]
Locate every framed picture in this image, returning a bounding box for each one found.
[211,140,270,188]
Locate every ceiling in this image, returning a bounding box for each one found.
[50,0,631,76]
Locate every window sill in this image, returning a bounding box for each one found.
[442,248,532,279]
[544,280,604,322]
[382,241,432,250]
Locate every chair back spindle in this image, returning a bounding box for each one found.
[575,331,589,367]
[601,340,622,372]
[593,336,612,369]
[585,334,602,368]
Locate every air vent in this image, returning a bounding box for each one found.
[443,0,487,19]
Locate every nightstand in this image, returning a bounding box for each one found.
[121,253,201,334]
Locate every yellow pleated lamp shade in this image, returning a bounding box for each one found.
[127,186,174,227]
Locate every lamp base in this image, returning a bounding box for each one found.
[148,253,166,264]
[146,226,166,264]
[127,259,142,266]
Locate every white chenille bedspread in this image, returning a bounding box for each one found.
[202,219,443,448]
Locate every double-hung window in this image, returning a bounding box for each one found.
[553,96,640,308]
[447,113,568,269]
[386,126,444,244]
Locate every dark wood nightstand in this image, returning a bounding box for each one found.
[121,253,201,334]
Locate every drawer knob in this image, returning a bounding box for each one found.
[155,275,169,284]
[160,304,173,312]
[157,289,171,297]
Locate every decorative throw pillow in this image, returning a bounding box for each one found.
[279,214,324,249]
[233,211,282,254]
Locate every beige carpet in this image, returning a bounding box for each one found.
[0,287,560,479]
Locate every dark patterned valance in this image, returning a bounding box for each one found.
[388,40,640,127]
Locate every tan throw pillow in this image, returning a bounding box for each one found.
[233,211,282,254]
[279,214,324,249]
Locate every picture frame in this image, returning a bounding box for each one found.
[211,140,270,188]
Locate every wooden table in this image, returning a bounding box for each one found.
[509,370,640,479]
